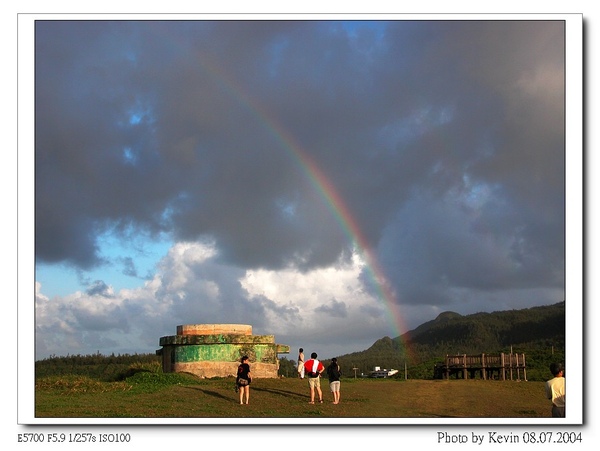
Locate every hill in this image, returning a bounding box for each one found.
[326,302,565,381]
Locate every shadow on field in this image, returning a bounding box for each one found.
[251,386,307,400]
[183,386,234,402]
[420,413,460,418]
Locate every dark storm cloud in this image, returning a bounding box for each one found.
[85,280,113,297]
[120,257,138,278]
[315,299,349,318]
[35,20,565,306]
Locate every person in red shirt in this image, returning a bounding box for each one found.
[303,352,325,404]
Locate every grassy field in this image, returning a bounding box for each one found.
[35,372,552,420]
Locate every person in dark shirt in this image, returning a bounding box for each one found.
[236,355,252,405]
[326,358,342,404]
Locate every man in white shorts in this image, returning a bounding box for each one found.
[303,352,324,404]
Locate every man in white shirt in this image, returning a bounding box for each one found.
[545,362,565,417]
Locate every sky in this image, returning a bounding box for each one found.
[32,19,570,362]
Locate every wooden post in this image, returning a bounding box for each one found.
[445,355,449,380]
[463,354,468,379]
[482,353,486,380]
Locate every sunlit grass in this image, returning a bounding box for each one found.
[36,374,552,419]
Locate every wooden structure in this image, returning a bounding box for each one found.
[434,353,527,381]
[157,324,290,378]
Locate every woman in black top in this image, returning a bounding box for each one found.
[326,358,342,404]
[236,355,252,404]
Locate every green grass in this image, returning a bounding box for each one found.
[35,374,553,419]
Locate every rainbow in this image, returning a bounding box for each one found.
[150,22,412,359]
[255,113,408,340]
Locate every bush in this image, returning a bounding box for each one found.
[35,375,132,393]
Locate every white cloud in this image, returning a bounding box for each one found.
[35,241,396,359]
[240,250,393,345]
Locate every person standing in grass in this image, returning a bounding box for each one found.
[236,356,252,405]
[545,362,565,417]
[303,352,324,404]
[297,348,305,379]
[326,357,342,404]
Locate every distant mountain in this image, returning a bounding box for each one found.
[401,302,565,349]
[400,310,463,339]
[328,302,565,380]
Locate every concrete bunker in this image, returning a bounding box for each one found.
[157,324,290,378]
